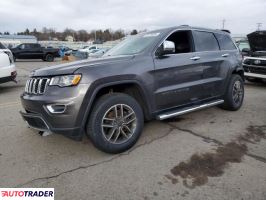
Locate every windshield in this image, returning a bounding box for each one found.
[105,32,161,56]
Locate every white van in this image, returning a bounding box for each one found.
[0,43,16,84]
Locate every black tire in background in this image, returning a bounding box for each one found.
[220,74,244,111]
[87,93,144,154]
[45,54,54,62]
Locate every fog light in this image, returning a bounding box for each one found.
[46,104,66,114]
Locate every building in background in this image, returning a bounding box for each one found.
[65,35,74,42]
[0,35,37,48]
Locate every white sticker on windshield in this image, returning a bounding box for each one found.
[143,33,160,37]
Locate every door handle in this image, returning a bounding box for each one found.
[222,54,229,57]
[190,56,200,61]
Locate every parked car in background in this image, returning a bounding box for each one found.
[78,45,98,54]
[11,43,60,62]
[236,40,250,54]
[0,43,16,84]
[20,26,244,154]
[74,51,89,60]
[242,31,266,82]
[89,48,109,58]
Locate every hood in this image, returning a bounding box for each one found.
[31,55,134,77]
[247,31,266,52]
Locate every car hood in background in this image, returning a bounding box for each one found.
[247,31,266,52]
[31,55,134,77]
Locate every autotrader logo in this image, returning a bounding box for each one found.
[0,188,54,200]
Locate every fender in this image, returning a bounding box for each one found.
[78,78,153,132]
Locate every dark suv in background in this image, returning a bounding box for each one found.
[20,26,244,153]
[11,43,60,62]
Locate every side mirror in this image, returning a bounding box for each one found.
[162,41,175,54]
[242,48,250,53]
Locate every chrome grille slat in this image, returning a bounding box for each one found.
[38,79,43,93]
[25,78,50,95]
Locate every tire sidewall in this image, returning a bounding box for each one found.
[227,75,244,110]
[45,54,54,62]
[88,94,144,154]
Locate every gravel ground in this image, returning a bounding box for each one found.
[0,59,265,200]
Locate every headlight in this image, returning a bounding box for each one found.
[49,74,81,87]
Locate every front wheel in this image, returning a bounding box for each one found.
[45,54,54,62]
[220,74,244,111]
[87,93,144,154]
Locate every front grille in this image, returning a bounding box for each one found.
[25,78,50,95]
[243,59,266,66]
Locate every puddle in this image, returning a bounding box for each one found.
[168,125,266,189]
[238,125,266,143]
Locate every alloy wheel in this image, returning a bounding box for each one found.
[101,104,137,144]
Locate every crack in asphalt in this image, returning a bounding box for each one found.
[16,126,176,187]
[166,122,266,164]
[166,123,223,145]
[15,122,266,187]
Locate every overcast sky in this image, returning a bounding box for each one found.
[0,0,265,34]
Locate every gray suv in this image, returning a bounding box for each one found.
[20,26,244,153]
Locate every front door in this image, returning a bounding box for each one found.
[153,30,205,111]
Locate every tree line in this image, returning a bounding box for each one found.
[0,28,140,42]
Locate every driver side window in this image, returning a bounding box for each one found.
[164,30,194,54]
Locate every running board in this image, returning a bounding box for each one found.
[157,100,224,120]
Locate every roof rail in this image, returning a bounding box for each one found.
[220,29,231,34]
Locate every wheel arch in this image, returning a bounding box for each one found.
[232,66,244,80]
[80,80,153,131]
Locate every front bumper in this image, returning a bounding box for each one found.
[20,83,90,140]
[243,57,266,80]
[244,72,266,79]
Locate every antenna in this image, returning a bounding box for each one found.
[222,19,226,29]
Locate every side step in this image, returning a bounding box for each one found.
[157,99,224,120]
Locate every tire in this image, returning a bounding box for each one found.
[45,54,54,62]
[220,74,244,111]
[87,93,144,154]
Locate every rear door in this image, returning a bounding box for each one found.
[31,44,43,58]
[192,30,225,98]
[214,33,240,94]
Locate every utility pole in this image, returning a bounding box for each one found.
[94,31,97,42]
[257,23,262,31]
[222,19,226,29]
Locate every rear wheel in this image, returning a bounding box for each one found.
[45,54,54,62]
[220,74,244,111]
[87,93,144,154]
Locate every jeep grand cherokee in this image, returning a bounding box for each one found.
[20,26,244,154]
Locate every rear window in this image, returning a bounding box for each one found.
[215,33,236,50]
[193,31,219,52]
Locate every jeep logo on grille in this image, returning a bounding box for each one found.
[254,60,261,65]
